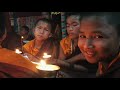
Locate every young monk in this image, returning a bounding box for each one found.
[48,13,97,78]
[23,18,59,62]
[78,12,120,78]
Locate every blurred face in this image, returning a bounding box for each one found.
[20,28,28,35]
[66,15,80,39]
[34,21,52,41]
[78,18,120,64]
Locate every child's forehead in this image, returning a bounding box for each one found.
[80,19,117,36]
[67,15,80,20]
[37,20,48,24]
[36,21,50,26]
[81,17,110,27]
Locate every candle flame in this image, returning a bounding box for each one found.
[36,59,60,71]
[15,49,22,54]
[21,36,24,39]
[44,53,47,56]
[43,53,51,59]
[40,60,46,66]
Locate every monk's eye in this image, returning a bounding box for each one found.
[94,35,103,39]
[44,28,49,31]
[79,35,86,38]
[72,23,79,27]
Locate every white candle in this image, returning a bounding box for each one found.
[15,49,22,54]
[43,53,51,59]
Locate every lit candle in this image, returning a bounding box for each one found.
[35,59,60,78]
[36,60,60,71]
[21,36,24,52]
[43,53,51,59]
[15,49,22,54]
[21,36,24,39]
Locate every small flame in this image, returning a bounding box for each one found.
[15,49,22,54]
[21,36,24,39]
[44,53,47,56]
[36,59,60,71]
[43,53,51,59]
[40,60,46,66]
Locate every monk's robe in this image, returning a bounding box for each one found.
[23,38,59,59]
[60,36,73,57]
[0,47,38,73]
[0,62,40,78]
[23,39,39,56]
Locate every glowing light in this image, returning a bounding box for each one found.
[43,53,51,59]
[36,60,60,71]
[15,49,22,54]
[21,36,24,39]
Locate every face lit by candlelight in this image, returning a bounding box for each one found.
[33,20,52,42]
[78,15,120,64]
[66,15,81,39]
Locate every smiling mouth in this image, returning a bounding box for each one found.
[85,51,95,57]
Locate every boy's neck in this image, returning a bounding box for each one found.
[34,39,44,49]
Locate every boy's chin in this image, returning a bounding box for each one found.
[86,58,98,64]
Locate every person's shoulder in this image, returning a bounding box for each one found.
[23,39,34,47]
[112,63,120,77]
[61,36,69,41]
[60,36,71,45]
[25,39,35,45]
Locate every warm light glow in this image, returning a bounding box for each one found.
[21,36,24,39]
[43,53,51,59]
[15,49,22,54]
[44,53,47,56]
[36,64,60,71]
[40,60,46,66]
[36,60,60,71]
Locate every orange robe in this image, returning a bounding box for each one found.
[23,39,39,56]
[0,47,38,73]
[23,38,59,59]
[60,36,72,57]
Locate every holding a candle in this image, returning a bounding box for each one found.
[22,18,59,62]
